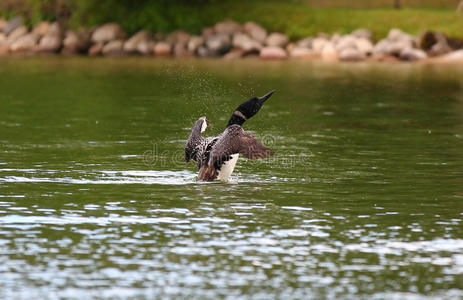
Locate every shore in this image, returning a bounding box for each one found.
[1,17,463,63]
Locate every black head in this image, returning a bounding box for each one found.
[226,90,275,127]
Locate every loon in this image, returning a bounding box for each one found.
[185,91,275,181]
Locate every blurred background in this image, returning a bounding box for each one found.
[1,0,463,39]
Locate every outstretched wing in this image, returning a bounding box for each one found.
[208,125,273,167]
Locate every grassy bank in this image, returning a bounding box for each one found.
[1,0,463,40]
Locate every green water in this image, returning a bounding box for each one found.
[0,57,462,299]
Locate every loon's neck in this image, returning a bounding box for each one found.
[226,113,246,128]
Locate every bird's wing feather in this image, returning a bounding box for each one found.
[208,125,273,166]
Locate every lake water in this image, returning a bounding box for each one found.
[0,57,462,299]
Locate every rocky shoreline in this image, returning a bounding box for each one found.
[1,16,463,62]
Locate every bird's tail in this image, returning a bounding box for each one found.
[198,164,218,181]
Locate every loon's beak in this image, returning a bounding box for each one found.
[258,90,275,103]
[206,119,211,126]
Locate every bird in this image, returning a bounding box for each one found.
[185,91,275,181]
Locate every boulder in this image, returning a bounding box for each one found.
[265,32,289,48]
[296,37,313,49]
[419,31,452,56]
[196,45,215,58]
[312,37,328,53]
[0,33,7,54]
[289,47,316,59]
[260,46,287,59]
[173,43,193,57]
[37,23,63,53]
[0,19,6,32]
[88,42,104,56]
[201,27,215,39]
[351,28,372,40]
[243,22,267,43]
[339,47,365,61]
[6,26,28,46]
[439,49,463,61]
[214,20,241,35]
[321,42,338,61]
[3,16,22,35]
[399,47,427,61]
[166,30,190,46]
[91,23,126,43]
[232,32,261,52]
[0,32,6,45]
[335,35,356,52]
[123,30,152,53]
[330,33,341,44]
[355,38,374,55]
[102,39,125,55]
[373,38,413,56]
[136,40,154,55]
[9,33,39,52]
[187,35,204,53]
[206,33,231,54]
[32,21,50,37]
[223,48,245,59]
[387,28,415,44]
[63,29,90,54]
[153,42,172,56]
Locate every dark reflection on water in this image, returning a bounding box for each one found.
[0,58,462,299]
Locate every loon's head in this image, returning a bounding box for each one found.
[227,90,275,127]
[197,116,210,133]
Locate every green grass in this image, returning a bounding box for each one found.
[2,0,463,40]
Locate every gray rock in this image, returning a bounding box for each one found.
[9,33,39,52]
[206,33,231,54]
[223,48,245,59]
[3,16,22,35]
[388,28,415,44]
[153,42,172,56]
[321,42,338,60]
[102,39,125,55]
[419,31,452,56]
[355,38,374,55]
[265,32,289,48]
[31,21,50,37]
[6,26,28,46]
[0,32,6,46]
[312,37,328,53]
[260,46,287,59]
[243,22,267,43]
[201,27,215,39]
[339,47,365,61]
[214,20,241,35]
[296,37,313,49]
[196,46,215,58]
[37,34,62,53]
[440,49,463,61]
[0,19,6,32]
[351,28,372,40]
[187,35,204,53]
[166,30,190,46]
[330,33,341,44]
[88,42,104,56]
[123,30,152,53]
[399,47,427,61]
[289,47,316,59]
[335,35,356,52]
[136,40,154,55]
[173,43,193,57]
[63,29,90,54]
[91,23,126,43]
[232,32,261,52]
